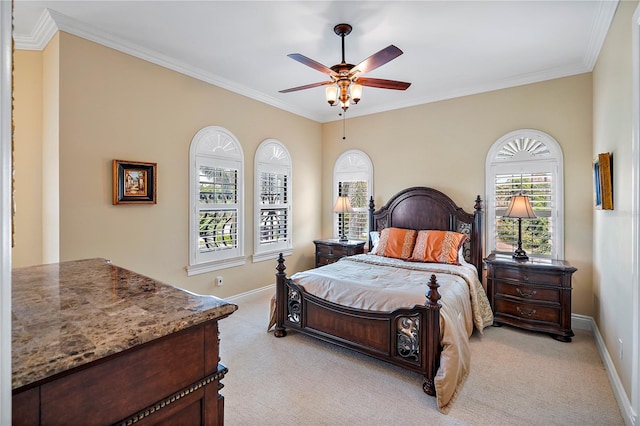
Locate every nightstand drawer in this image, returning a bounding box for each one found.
[494,281,561,303]
[494,298,561,324]
[316,244,350,257]
[316,244,334,255]
[493,267,564,286]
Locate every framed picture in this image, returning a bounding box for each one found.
[113,160,157,205]
[593,152,613,210]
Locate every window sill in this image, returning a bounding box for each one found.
[186,256,247,276]
[252,248,292,263]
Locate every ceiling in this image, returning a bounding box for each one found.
[12,1,618,123]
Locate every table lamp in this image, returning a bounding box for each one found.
[333,196,353,242]
[504,194,536,260]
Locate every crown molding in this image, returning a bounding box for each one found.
[583,0,619,70]
[13,4,617,123]
[322,62,591,123]
[17,9,321,122]
[13,8,57,51]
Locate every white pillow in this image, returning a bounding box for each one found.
[458,246,477,273]
[370,231,380,254]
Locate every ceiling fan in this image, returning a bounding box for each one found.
[279,23,411,112]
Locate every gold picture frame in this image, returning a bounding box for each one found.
[113,160,157,205]
[593,152,613,210]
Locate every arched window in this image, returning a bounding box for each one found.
[187,126,245,276]
[253,139,292,262]
[486,129,564,259]
[333,150,374,241]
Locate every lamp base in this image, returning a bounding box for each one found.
[512,248,529,261]
[338,235,349,242]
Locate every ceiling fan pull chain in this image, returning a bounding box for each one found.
[342,112,347,140]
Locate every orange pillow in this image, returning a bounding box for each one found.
[375,227,417,260]
[410,230,468,265]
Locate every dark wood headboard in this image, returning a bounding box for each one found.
[368,187,483,278]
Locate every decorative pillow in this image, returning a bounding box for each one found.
[410,230,468,265]
[375,227,417,260]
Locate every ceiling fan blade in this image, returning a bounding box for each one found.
[351,45,403,76]
[356,77,411,90]
[287,53,337,76]
[279,81,334,93]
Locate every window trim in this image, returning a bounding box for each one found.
[253,139,292,263]
[333,149,374,241]
[187,126,245,276]
[485,129,565,259]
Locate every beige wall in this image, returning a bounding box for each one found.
[15,32,322,298]
[42,33,60,264]
[592,0,638,400]
[15,32,595,313]
[322,74,594,316]
[13,50,43,267]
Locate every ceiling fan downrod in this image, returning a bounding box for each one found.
[334,23,352,64]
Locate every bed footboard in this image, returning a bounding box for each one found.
[274,253,442,396]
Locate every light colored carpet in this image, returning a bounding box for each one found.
[219,288,624,426]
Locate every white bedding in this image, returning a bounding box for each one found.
[289,253,493,413]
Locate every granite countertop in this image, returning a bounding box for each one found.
[12,258,238,390]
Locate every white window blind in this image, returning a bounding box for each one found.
[253,139,292,262]
[198,166,238,253]
[494,173,553,257]
[259,172,288,244]
[339,181,368,241]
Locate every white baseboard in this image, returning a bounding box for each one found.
[226,283,275,302]
[573,314,636,426]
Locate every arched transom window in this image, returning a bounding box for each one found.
[486,129,564,259]
[187,126,245,276]
[333,150,374,241]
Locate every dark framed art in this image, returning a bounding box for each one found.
[113,159,157,205]
[593,152,613,210]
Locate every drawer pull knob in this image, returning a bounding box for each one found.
[516,307,537,318]
[516,288,537,298]
[523,275,529,281]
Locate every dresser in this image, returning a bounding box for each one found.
[12,258,237,425]
[314,238,365,267]
[484,253,577,342]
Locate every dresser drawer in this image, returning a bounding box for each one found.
[494,298,561,324]
[494,281,561,303]
[493,267,564,286]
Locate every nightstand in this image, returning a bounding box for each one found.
[314,239,365,267]
[484,252,577,342]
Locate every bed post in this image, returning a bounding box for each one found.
[274,253,287,338]
[423,274,442,396]
[471,195,484,278]
[368,196,375,247]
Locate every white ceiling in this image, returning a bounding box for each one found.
[13,0,618,123]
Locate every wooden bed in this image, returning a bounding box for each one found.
[274,187,484,403]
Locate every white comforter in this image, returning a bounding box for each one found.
[290,254,493,413]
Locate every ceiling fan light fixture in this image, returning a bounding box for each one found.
[280,22,410,120]
[350,83,362,104]
[325,86,338,105]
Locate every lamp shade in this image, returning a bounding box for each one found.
[350,83,363,103]
[504,195,536,219]
[333,196,353,213]
[325,86,338,105]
